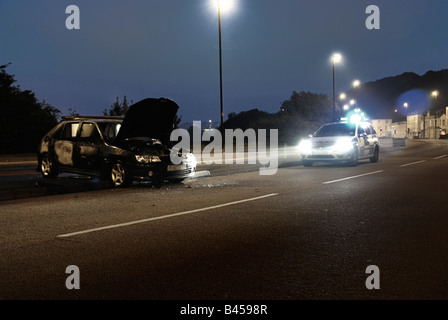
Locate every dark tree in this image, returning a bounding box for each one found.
[0,63,61,154]
[173,113,182,129]
[223,108,271,131]
[343,69,448,119]
[103,96,131,116]
[222,92,333,145]
[104,96,183,129]
[276,91,334,144]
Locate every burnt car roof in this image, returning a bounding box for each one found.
[59,97,180,144]
[61,116,124,122]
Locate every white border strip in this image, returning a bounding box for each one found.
[433,155,447,160]
[400,160,426,167]
[323,170,384,185]
[57,193,279,238]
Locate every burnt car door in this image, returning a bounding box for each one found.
[75,122,103,172]
[53,121,79,168]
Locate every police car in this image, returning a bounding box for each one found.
[298,121,380,167]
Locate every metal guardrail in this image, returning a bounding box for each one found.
[392,138,407,147]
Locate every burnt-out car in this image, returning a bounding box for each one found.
[37,98,196,187]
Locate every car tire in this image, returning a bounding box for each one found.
[40,154,58,178]
[110,162,131,187]
[370,147,379,163]
[302,160,313,167]
[348,150,358,167]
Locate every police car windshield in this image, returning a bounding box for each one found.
[314,123,356,137]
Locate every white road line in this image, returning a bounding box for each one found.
[323,170,384,185]
[57,193,279,238]
[433,155,447,160]
[400,160,426,167]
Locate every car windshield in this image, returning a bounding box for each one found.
[97,122,122,143]
[314,123,356,137]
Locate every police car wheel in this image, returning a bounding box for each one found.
[302,160,313,167]
[348,150,358,167]
[370,147,379,163]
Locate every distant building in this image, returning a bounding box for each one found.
[372,119,393,137]
[373,107,447,140]
[390,121,407,138]
[406,114,425,138]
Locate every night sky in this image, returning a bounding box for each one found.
[1,0,447,123]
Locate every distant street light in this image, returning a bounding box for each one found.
[332,53,342,122]
[432,90,439,98]
[353,80,361,88]
[339,93,346,101]
[432,90,439,111]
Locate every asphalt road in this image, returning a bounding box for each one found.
[1,140,447,303]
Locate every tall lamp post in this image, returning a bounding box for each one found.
[218,0,224,129]
[404,102,409,137]
[432,90,439,139]
[215,0,234,129]
[352,80,360,112]
[332,53,342,122]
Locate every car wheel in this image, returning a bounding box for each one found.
[302,160,313,167]
[348,150,358,167]
[370,147,379,163]
[110,162,131,187]
[40,154,58,178]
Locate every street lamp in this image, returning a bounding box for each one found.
[213,0,234,12]
[432,90,439,111]
[353,80,361,88]
[332,53,342,122]
[432,91,439,139]
[404,103,409,137]
[218,0,223,129]
[432,90,439,99]
[214,0,234,130]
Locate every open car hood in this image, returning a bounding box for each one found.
[116,98,179,144]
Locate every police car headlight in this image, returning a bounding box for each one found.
[135,155,161,163]
[298,140,312,154]
[333,138,354,153]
